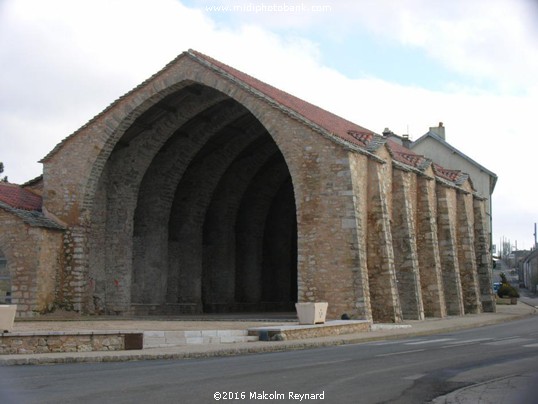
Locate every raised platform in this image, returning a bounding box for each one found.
[1,318,373,354]
[248,320,371,341]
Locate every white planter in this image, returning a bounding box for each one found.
[295,302,328,325]
[0,304,17,333]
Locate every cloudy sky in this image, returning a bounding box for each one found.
[1,0,537,250]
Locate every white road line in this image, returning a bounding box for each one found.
[405,338,455,345]
[485,337,533,346]
[440,338,494,348]
[370,339,426,346]
[376,349,425,357]
[522,343,538,348]
[403,373,426,381]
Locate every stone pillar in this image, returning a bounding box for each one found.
[437,184,464,316]
[416,176,446,317]
[296,146,373,321]
[367,160,402,323]
[392,169,424,320]
[474,197,496,312]
[349,153,373,322]
[457,190,482,314]
[65,226,90,313]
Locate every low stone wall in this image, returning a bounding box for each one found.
[249,320,371,341]
[0,331,142,355]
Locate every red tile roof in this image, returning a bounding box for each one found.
[189,50,375,149]
[432,163,463,182]
[385,139,430,169]
[0,182,42,211]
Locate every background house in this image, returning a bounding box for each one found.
[384,123,497,251]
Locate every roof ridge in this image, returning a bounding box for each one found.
[22,175,44,187]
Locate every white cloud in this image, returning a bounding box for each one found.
[190,0,538,94]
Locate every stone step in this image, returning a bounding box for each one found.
[143,329,259,348]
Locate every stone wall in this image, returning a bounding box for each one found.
[0,210,63,317]
[0,332,129,354]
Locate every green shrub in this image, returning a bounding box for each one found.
[497,283,519,298]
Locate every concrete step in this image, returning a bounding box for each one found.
[143,329,259,348]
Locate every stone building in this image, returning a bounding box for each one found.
[522,249,538,291]
[0,50,495,321]
[0,181,64,315]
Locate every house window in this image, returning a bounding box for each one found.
[0,250,10,304]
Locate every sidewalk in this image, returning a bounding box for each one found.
[1,301,536,366]
[518,286,538,308]
[433,372,538,404]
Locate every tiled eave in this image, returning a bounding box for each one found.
[0,201,64,230]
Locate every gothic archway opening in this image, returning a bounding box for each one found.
[91,83,298,315]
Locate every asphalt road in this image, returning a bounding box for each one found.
[2,316,538,404]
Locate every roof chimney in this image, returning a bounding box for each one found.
[401,134,411,149]
[429,122,445,140]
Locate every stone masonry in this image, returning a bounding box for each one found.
[0,200,63,317]
[416,173,447,318]
[0,50,495,322]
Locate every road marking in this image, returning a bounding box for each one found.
[492,336,521,340]
[440,338,493,348]
[376,349,425,357]
[405,338,455,345]
[370,339,426,346]
[485,337,533,346]
[523,343,538,348]
[403,373,426,381]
